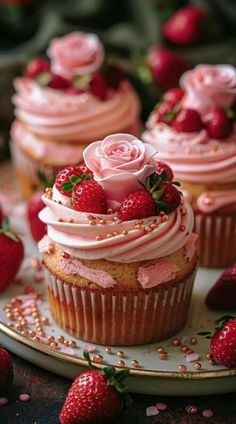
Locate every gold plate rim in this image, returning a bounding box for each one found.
[1,321,236,380]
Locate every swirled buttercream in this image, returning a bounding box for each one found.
[39,193,194,263]
[12,78,140,142]
[143,123,236,184]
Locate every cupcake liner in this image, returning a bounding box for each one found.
[10,142,61,198]
[194,213,236,268]
[45,268,196,346]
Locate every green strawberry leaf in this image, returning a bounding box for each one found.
[62,182,74,193]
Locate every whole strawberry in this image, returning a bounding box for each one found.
[48,74,70,90]
[211,317,236,368]
[163,87,184,105]
[26,57,50,79]
[90,72,110,100]
[206,108,233,139]
[60,351,129,424]
[0,348,13,389]
[147,47,189,90]
[27,191,46,242]
[173,108,203,132]
[158,182,181,214]
[118,189,156,221]
[72,180,107,214]
[56,164,93,197]
[206,264,236,310]
[0,218,24,292]
[163,6,206,46]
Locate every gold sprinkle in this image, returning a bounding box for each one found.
[117,360,125,367]
[89,220,95,225]
[93,355,103,362]
[144,226,152,233]
[68,341,77,348]
[122,230,128,235]
[106,233,113,238]
[178,364,187,372]
[172,338,181,347]
[181,345,188,353]
[107,208,114,214]
[99,219,106,225]
[96,235,102,241]
[105,347,112,354]
[159,352,167,360]
[156,347,165,353]
[190,337,197,345]
[57,336,65,343]
[185,405,197,414]
[131,360,139,368]
[117,351,125,357]
[194,362,201,370]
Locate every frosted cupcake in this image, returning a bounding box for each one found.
[143,64,236,268]
[39,133,198,346]
[11,32,141,199]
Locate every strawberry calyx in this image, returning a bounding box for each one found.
[62,173,92,194]
[0,217,18,242]
[198,315,235,339]
[145,169,181,213]
[83,350,129,395]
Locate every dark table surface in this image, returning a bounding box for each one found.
[0,354,235,424]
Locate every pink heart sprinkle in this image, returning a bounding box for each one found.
[202,409,214,418]
[156,402,167,411]
[146,406,159,416]
[186,353,200,363]
[19,394,31,402]
[0,398,8,406]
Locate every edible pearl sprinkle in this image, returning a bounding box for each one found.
[185,405,197,414]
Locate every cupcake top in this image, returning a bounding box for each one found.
[39,134,196,288]
[11,32,140,148]
[143,64,236,212]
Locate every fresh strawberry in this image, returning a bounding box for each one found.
[26,57,50,79]
[55,165,93,197]
[48,74,70,90]
[163,87,184,105]
[72,180,107,214]
[90,72,110,100]
[206,108,233,139]
[59,351,129,424]
[155,161,174,182]
[154,101,177,124]
[147,47,190,90]
[158,182,181,214]
[118,189,156,221]
[173,108,203,132]
[210,317,236,368]
[27,191,46,242]
[0,348,13,389]
[0,218,24,292]
[206,264,236,310]
[163,6,206,46]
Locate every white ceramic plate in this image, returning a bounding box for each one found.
[0,214,236,395]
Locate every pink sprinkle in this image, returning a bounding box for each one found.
[186,353,200,363]
[33,274,44,283]
[202,409,214,418]
[181,336,188,344]
[25,317,35,325]
[156,402,167,411]
[84,344,97,353]
[60,346,75,355]
[146,406,159,417]
[0,397,8,406]
[22,308,32,316]
[19,394,31,402]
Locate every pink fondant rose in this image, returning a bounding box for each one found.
[181,65,236,113]
[47,32,104,79]
[83,134,156,203]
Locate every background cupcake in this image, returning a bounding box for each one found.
[39,133,198,346]
[11,32,141,199]
[143,64,236,268]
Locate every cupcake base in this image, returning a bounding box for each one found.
[45,267,196,346]
[194,213,236,268]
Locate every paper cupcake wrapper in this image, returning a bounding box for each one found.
[44,268,196,346]
[194,213,236,268]
[10,142,62,198]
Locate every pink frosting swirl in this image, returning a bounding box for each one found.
[83,134,156,202]
[12,78,141,143]
[47,32,104,79]
[181,64,236,114]
[39,193,194,263]
[143,123,236,184]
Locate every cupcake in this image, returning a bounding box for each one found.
[11,32,141,199]
[143,64,236,268]
[39,133,198,346]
